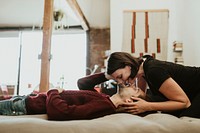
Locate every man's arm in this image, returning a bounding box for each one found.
[46,89,115,120]
[77,72,108,90]
[46,89,89,120]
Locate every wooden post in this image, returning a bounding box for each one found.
[39,0,54,92]
[157,38,161,53]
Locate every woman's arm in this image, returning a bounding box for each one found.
[77,72,108,90]
[120,78,191,114]
[149,77,191,111]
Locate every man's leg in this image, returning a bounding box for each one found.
[0,95,27,115]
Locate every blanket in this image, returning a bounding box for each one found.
[0,113,200,133]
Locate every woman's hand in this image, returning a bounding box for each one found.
[117,97,151,115]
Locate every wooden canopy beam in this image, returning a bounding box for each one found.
[39,0,54,92]
[65,0,90,31]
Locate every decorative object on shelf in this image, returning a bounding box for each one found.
[173,41,183,65]
[173,41,183,52]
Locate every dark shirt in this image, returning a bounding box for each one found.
[143,56,200,101]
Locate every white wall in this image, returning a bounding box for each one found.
[110,0,200,66]
[181,0,200,66]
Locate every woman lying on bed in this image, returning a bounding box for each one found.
[0,84,147,120]
[77,52,200,118]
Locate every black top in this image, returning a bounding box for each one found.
[143,55,200,101]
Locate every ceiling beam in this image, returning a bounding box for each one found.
[65,0,90,31]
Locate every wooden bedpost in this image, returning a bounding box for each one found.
[39,0,54,92]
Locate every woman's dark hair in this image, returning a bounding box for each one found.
[106,52,143,78]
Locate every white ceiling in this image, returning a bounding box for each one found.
[0,0,110,30]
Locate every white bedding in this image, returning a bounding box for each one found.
[0,113,200,133]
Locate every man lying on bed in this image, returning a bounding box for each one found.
[0,84,147,120]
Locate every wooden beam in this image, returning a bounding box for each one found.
[145,12,149,38]
[157,38,161,53]
[39,0,54,92]
[131,12,136,53]
[144,12,149,53]
[65,0,90,31]
[124,9,169,13]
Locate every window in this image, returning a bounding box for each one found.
[0,33,19,94]
[0,31,87,95]
[50,32,87,90]
[19,31,42,95]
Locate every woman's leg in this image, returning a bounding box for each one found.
[179,92,200,118]
[0,95,27,115]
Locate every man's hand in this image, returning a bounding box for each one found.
[57,88,64,93]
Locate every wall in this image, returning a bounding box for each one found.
[181,0,200,66]
[110,0,200,66]
[87,28,110,75]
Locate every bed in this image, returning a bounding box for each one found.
[0,113,200,133]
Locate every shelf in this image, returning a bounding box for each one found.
[173,41,183,64]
